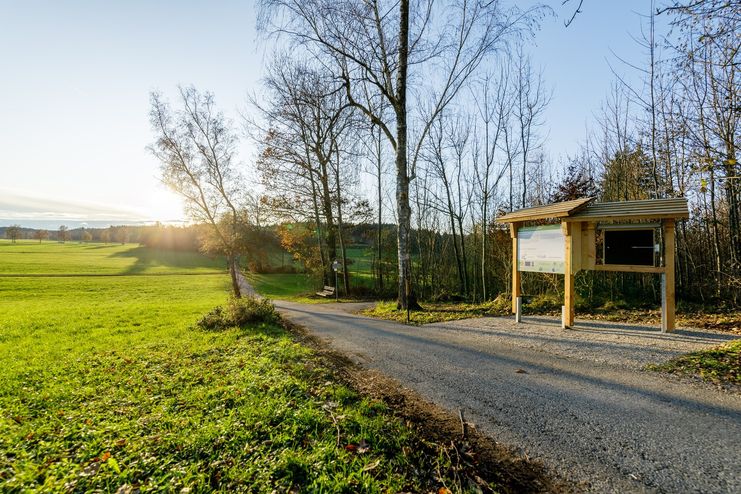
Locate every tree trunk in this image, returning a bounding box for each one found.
[724,148,740,266]
[457,214,468,296]
[377,126,384,293]
[308,167,329,285]
[395,0,419,310]
[481,201,488,301]
[318,157,337,283]
[709,166,722,296]
[448,209,464,294]
[228,254,242,298]
[334,146,350,294]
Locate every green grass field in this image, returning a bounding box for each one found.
[244,272,315,299]
[0,242,493,492]
[0,240,226,275]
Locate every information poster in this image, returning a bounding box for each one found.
[517,225,565,274]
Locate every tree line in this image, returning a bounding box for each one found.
[148,0,739,307]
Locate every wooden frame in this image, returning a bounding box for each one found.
[601,227,657,267]
[510,222,521,314]
[499,198,688,333]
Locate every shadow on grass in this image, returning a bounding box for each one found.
[109,246,226,274]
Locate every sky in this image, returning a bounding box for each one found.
[0,0,661,229]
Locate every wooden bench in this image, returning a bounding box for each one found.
[315,286,336,298]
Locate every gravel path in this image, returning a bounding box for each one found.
[275,300,741,493]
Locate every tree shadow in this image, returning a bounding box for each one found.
[108,246,226,275]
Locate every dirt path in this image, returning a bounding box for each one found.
[275,300,741,493]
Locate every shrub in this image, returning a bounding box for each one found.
[227,296,278,325]
[602,299,629,311]
[525,294,561,313]
[197,296,278,330]
[484,293,511,315]
[197,305,227,330]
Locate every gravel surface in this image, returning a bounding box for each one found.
[432,315,737,370]
[275,300,741,493]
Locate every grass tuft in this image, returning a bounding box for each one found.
[646,339,741,386]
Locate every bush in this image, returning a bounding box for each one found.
[483,293,511,315]
[197,296,278,330]
[601,299,629,311]
[525,294,562,313]
[197,306,227,330]
[227,296,278,325]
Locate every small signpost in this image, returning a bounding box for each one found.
[332,259,341,301]
[499,197,689,333]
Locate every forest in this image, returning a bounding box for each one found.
[144,0,739,310]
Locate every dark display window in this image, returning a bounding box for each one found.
[603,229,655,266]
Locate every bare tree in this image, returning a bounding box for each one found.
[259,0,543,308]
[363,123,388,293]
[471,69,511,300]
[58,225,69,243]
[33,229,49,243]
[5,225,22,243]
[250,58,358,287]
[512,45,550,208]
[149,86,246,297]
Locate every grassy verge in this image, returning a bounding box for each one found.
[362,295,741,332]
[646,339,741,386]
[362,298,512,325]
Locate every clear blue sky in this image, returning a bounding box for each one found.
[0,0,659,228]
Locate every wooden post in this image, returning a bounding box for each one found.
[510,222,521,314]
[662,219,676,332]
[562,222,575,328]
[582,222,596,270]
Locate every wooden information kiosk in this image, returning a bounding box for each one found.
[498,197,689,332]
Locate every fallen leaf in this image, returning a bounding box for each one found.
[362,459,381,471]
[515,369,528,374]
[344,444,357,452]
[80,461,101,477]
[357,438,371,454]
[322,401,339,410]
[101,452,111,462]
[115,439,127,447]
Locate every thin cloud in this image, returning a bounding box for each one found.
[0,189,149,223]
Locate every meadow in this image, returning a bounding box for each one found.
[0,241,226,275]
[0,241,493,492]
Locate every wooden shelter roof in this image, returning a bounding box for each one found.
[497,197,594,223]
[564,197,689,222]
[498,197,690,223]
